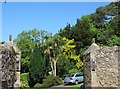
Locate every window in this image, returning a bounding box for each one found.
[75,74,81,77]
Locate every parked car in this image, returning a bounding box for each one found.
[64,72,83,85]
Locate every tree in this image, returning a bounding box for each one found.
[60,37,83,70]
[44,40,61,76]
[29,45,45,87]
[14,29,51,73]
[14,30,36,73]
[57,53,77,78]
[107,35,120,46]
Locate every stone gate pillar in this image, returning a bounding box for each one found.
[14,51,21,88]
[118,47,120,89]
[83,38,100,89]
[7,35,21,88]
[0,45,3,89]
[0,43,16,88]
[0,35,21,89]
[83,38,119,89]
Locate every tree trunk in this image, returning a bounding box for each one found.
[54,60,57,76]
[50,57,54,75]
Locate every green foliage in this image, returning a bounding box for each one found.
[57,53,76,78]
[33,83,42,89]
[68,69,80,74]
[29,45,45,87]
[42,75,63,88]
[14,29,51,73]
[57,2,120,78]
[61,37,83,69]
[21,58,30,73]
[107,36,120,46]
[20,73,29,88]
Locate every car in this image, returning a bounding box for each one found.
[64,72,84,85]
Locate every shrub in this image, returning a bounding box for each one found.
[42,75,63,88]
[29,45,45,87]
[20,73,29,89]
[33,83,42,89]
[68,69,80,74]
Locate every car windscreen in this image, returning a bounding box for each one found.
[79,72,83,76]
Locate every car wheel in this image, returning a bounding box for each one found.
[75,80,79,85]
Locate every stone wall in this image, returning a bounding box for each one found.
[83,42,120,89]
[95,46,119,87]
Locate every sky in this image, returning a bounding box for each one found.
[2,2,110,42]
